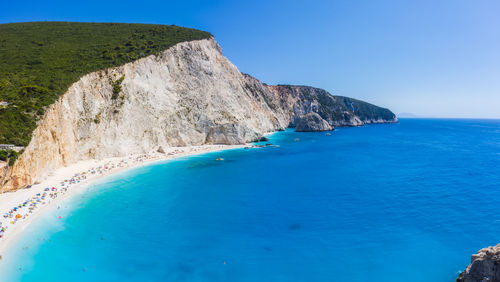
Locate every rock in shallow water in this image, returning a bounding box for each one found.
[457,244,500,282]
[295,112,333,132]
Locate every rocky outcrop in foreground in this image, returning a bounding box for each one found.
[458,244,500,282]
[0,38,396,192]
[296,112,333,132]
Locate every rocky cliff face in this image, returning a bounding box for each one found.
[295,112,333,132]
[266,85,398,128]
[0,38,396,192]
[0,38,287,191]
[458,244,500,282]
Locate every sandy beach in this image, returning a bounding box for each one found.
[0,144,245,258]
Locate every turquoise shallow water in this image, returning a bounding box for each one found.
[2,119,500,281]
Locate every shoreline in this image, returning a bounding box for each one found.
[0,144,246,258]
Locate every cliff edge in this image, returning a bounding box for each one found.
[266,84,397,127]
[458,244,500,282]
[0,36,397,192]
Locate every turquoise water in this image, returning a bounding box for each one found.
[2,119,500,281]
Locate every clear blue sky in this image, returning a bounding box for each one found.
[2,0,500,118]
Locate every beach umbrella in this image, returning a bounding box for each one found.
[15,214,22,219]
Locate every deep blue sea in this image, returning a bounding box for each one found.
[2,119,500,282]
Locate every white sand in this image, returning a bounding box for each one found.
[0,144,246,258]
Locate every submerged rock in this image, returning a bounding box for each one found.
[457,244,500,282]
[295,112,333,132]
[257,136,269,142]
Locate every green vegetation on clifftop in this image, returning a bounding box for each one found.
[0,149,20,166]
[0,22,211,146]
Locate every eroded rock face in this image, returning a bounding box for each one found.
[266,85,398,127]
[0,38,288,191]
[0,38,397,192]
[296,112,333,132]
[458,244,500,282]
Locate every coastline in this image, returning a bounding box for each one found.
[0,144,246,258]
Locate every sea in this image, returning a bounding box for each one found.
[1,118,500,282]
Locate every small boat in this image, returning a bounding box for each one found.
[216,158,224,161]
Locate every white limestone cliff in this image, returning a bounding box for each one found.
[0,37,397,192]
[0,38,288,191]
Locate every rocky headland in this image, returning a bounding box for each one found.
[458,244,500,282]
[0,36,396,192]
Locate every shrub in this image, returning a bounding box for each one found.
[111,75,125,100]
[8,156,16,166]
[0,150,7,161]
[19,85,50,97]
[0,149,19,166]
[93,113,101,124]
